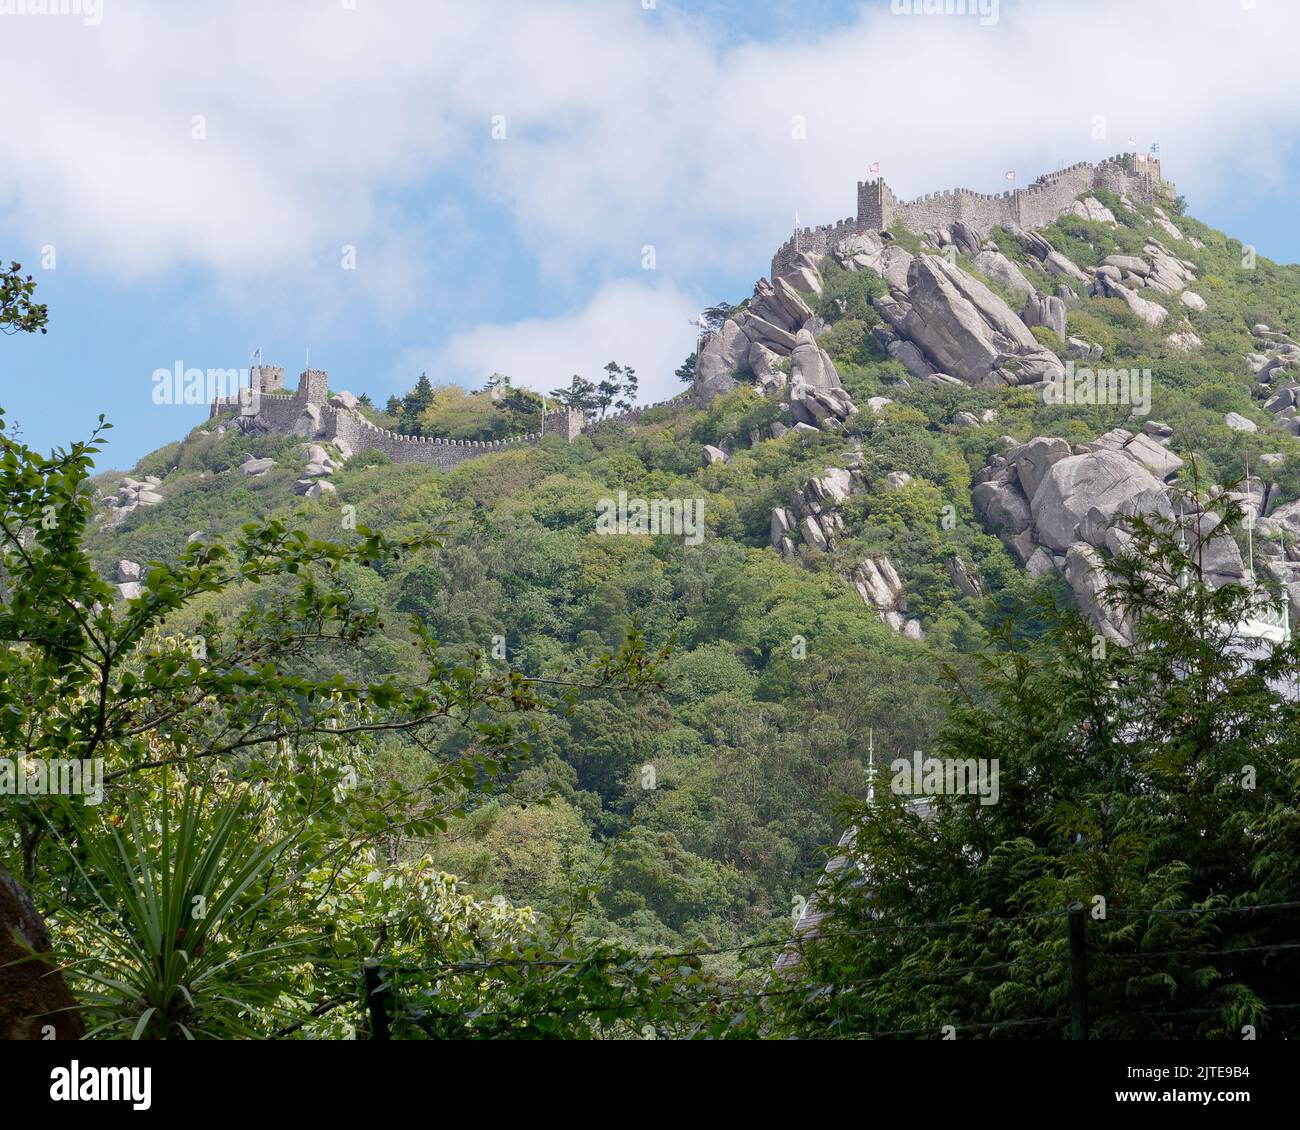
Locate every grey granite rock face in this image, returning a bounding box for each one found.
[973,475,1033,534]
[1008,436,1072,501]
[1030,450,1167,552]
[1070,197,1117,224]
[973,248,1034,294]
[789,327,842,391]
[1043,249,1089,283]
[1093,274,1169,327]
[693,318,750,405]
[1022,291,1066,341]
[1065,543,1132,644]
[893,255,1060,387]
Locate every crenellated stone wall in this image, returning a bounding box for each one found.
[773,154,1166,278]
[582,394,691,428]
[209,367,636,470]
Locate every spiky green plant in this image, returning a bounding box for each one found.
[49,782,321,1039]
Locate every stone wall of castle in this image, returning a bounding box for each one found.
[772,154,1163,278]
[584,394,691,429]
[210,368,617,470]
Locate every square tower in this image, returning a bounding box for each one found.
[856,178,892,231]
[253,365,285,394]
[542,407,585,441]
[298,369,329,406]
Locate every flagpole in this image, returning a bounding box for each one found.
[867,727,875,805]
[1246,458,1255,586]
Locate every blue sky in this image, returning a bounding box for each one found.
[2,0,1298,469]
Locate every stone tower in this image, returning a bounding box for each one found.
[542,407,586,441]
[253,365,285,394]
[298,368,329,406]
[856,177,891,230]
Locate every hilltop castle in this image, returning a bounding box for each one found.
[210,365,679,470]
[771,153,1167,278]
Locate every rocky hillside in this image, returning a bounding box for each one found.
[691,182,1300,644]
[84,176,1300,952]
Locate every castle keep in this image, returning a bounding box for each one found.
[210,366,678,470]
[771,153,1165,278]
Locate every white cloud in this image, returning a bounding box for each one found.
[3,0,1298,290]
[409,278,701,406]
[2,0,1299,393]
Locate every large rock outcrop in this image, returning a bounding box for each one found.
[1022,291,1066,341]
[973,248,1034,294]
[102,475,164,527]
[872,255,1064,388]
[693,253,844,409]
[788,327,841,391]
[1030,450,1169,552]
[1248,324,1300,437]
[833,230,913,292]
[851,556,922,639]
[970,418,1264,642]
[1092,273,1169,327]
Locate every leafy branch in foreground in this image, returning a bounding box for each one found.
[0,261,48,336]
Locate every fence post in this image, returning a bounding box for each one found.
[363,957,390,1041]
[1067,902,1088,1040]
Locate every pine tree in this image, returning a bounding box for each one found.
[763,495,1300,1040]
[597,362,622,418]
[400,372,436,434]
[550,375,599,420]
[616,366,638,413]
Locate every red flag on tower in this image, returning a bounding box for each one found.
[869,161,880,173]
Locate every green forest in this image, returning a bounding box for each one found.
[3,186,1300,1040]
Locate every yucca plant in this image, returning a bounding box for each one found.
[48,781,322,1039]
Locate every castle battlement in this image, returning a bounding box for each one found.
[209,365,636,471]
[775,154,1166,277]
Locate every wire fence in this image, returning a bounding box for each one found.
[356,900,1300,1040]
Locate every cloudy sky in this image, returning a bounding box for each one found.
[2,0,1298,466]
